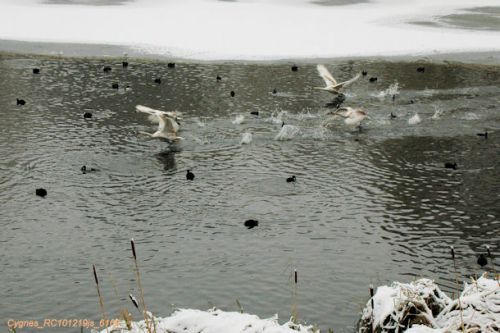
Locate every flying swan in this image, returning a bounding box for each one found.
[136,105,183,142]
[315,64,361,95]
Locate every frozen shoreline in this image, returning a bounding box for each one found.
[97,275,499,333]
[0,0,500,62]
[2,39,500,66]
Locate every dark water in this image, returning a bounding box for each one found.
[0,55,499,332]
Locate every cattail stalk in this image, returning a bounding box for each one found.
[369,284,374,333]
[131,239,154,333]
[92,265,109,333]
[450,246,465,333]
[107,271,132,330]
[486,246,499,286]
[291,269,299,324]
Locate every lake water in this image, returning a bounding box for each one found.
[0,55,499,332]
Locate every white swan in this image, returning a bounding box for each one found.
[329,107,368,129]
[136,105,183,142]
[315,64,361,95]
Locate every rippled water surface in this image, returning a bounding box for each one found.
[1,55,499,332]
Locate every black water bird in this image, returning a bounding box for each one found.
[392,94,396,102]
[362,70,367,76]
[33,68,40,74]
[325,93,345,108]
[250,111,259,116]
[272,89,277,94]
[17,98,26,105]
[417,67,425,72]
[444,162,457,170]
[112,83,119,89]
[477,131,488,139]
[186,170,195,180]
[36,188,47,197]
[369,77,378,82]
[216,75,222,81]
[103,66,112,73]
[477,253,488,267]
[286,175,296,183]
[230,91,235,97]
[291,65,298,72]
[168,62,176,68]
[122,61,129,68]
[244,219,259,229]
[154,78,162,84]
[129,294,140,310]
[83,112,92,119]
[410,100,415,104]
[81,165,97,174]
[390,112,397,119]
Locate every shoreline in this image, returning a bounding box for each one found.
[2,39,500,65]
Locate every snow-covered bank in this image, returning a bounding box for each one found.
[0,0,500,60]
[96,308,317,333]
[96,275,498,333]
[359,274,499,333]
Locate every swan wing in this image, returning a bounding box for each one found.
[136,105,182,119]
[158,115,179,134]
[333,73,361,89]
[317,64,337,87]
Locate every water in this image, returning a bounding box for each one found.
[0,55,499,332]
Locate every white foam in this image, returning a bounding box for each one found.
[275,124,300,141]
[240,132,253,144]
[375,82,400,100]
[0,0,499,60]
[232,115,245,125]
[408,113,421,125]
[431,105,445,119]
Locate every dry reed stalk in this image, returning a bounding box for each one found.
[450,246,465,333]
[291,269,299,324]
[130,238,155,333]
[92,264,109,333]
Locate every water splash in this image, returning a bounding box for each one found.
[375,82,400,100]
[240,132,253,145]
[269,110,288,125]
[431,105,445,119]
[462,112,480,120]
[408,113,421,125]
[274,124,300,141]
[232,115,245,125]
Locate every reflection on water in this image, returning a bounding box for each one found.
[0,55,499,332]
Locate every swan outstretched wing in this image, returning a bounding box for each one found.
[136,105,183,119]
[333,73,361,89]
[317,64,337,87]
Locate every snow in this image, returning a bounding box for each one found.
[96,308,316,333]
[0,0,500,60]
[359,274,500,333]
